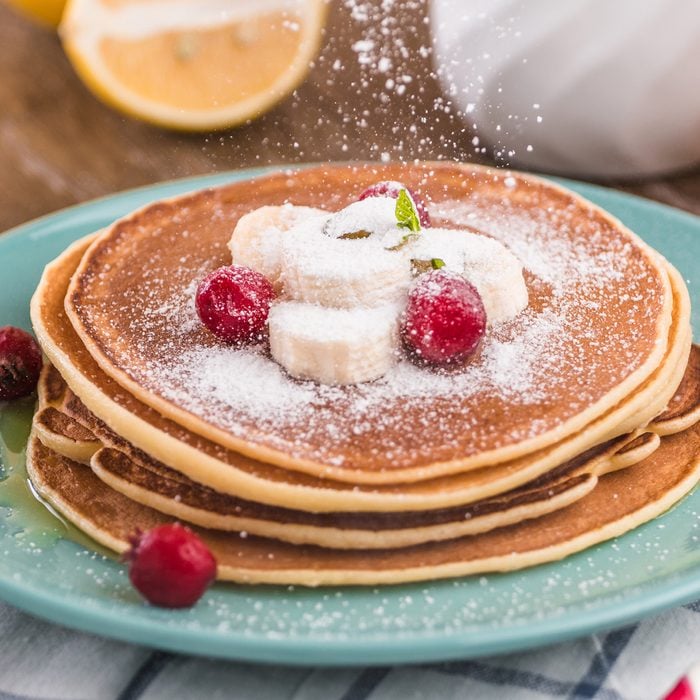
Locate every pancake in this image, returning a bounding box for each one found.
[32,396,654,550]
[32,364,100,464]
[653,350,700,436]
[25,419,700,585]
[64,163,674,481]
[86,434,656,550]
[32,235,692,512]
[34,354,699,549]
[33,407,97,465]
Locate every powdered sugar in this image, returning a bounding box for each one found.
[140,182,658,465]
[280,213,409,290]
[142,270,203,335]
[156,291,561,432]
[76,169,667,469]
[269,301,400,342]
[321,196,398,241]
[159,344,320,418]
[435,195,631,296]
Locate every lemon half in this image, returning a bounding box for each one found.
[60,0,328,131]
[6,0,66,27]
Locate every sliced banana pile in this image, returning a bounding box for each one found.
[228,195,529,385]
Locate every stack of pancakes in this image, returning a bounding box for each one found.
[28,163,700,586]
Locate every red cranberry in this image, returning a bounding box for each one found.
[0,326,42,400]
[359,181,431,227]
[401,270,486,365]
[663,677,694,700]
[195,265,275,345]
[125,523,217,608]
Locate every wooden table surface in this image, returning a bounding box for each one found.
[1,0,699,232]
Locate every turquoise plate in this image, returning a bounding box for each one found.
[1,167,699,666]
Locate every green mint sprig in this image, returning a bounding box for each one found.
[395,189,421,233]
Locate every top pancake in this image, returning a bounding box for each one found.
[65,163,672,476]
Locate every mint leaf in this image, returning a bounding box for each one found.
[431,258,445,269]
[395,189,421,233]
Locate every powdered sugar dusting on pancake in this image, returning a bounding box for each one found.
[68,166,668,470]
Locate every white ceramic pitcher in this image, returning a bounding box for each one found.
[430,0,700,178]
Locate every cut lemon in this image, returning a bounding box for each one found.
[59,0,328,131]
[6,0,66,27]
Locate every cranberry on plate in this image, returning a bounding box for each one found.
[0,326,42,400]
[125,523,217,608]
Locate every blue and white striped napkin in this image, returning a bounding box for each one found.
[1,600,698,699]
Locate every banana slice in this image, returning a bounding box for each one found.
[322,196,399,244]
[408,228,529,324]
[228,205,327,290]
[280,224,412,308]
[268,302,400,385]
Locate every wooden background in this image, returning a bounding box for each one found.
[0,0,698,232]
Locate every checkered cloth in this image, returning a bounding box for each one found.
[1,601,698,699]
